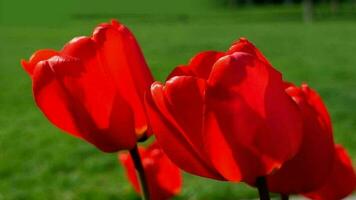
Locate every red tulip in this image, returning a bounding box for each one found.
[145,38,303,183]
[21,20,154,152]
[119,142,182,200]
[266,83,335,194]
[302,145,356,200]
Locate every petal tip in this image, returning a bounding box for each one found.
[239,37,248,42]
[151,81,164,90]
[111,19,121,27]
[21,59,33,76]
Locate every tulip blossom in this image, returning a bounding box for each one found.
[302,145,356,200]
[22,20,154,152]
[145,38,303,183]
[266,83,335,194]
[119,142,182,200]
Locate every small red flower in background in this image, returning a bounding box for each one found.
[145,38,303,183]
[303,145,356,200]
[266,83,335,194]
[21,20,154,152]
[119,142,182,200]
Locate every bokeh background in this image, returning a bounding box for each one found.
[1,0,356,199]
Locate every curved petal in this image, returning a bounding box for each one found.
[204,88,284,182]
[227,38,270,66]
[93,20,153,136]
[119,143,182,200]
[32,58,82,138]
[145,79,223,180]
[163,77,207,151]
[61,20,153,137]
[302,145,356,200]
[147,143,182,199]
[301,84,332,132]
[21,49,58,76]
[267,84,335,194]
[33,55,136,152]
[119,152,141,193]
[167,51,225,80]
[23,20,151,152]
[206,52,302,182]
[262,63,303,166]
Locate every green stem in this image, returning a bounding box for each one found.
[129,145,150,200]
[256,176,270,200]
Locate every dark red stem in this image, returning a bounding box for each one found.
[281,194,289,200]
[256,176,270,200]
[129,145,150,200]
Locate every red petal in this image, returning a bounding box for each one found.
[147,143,182,199]
[167,51,224,80]
[32,58,82,138]
[61,20,153,137]
[24,20,151,151]
[227,38,270,65]
[21,49,58,76]
[33,55,136,152]
[92,20,153,136]
[145,80,223,180]
[119,143,182,200]
[206,52,302,182]
[163,77,207,152]
[302,145,356,200]
[267,84,335,194]
[119,152,141,193]
[301,84,332,132]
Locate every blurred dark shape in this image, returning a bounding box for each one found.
[303,0,314,22]
[71,13,190,24]
[215,0,347,6]
[214,0,356,23]
[331,0,340,13]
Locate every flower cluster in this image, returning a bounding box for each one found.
[22,20,355,200]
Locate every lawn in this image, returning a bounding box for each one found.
[1,1,356,199]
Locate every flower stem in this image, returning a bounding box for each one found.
[281,194,289,200]
[256,176,270,200]
[129,145,150,200]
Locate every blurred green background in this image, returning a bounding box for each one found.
[1,0,356,199]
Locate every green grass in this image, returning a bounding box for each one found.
[1,1,356,199]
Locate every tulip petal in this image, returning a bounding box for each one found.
[93,20,153,136]
[33,55,136,152]
[146,79,223,180]
[267,84,335,194]
[206,52,302,182]
[61,20,153,137]
[21,49,58,76]
[204,55,269,181]
[147,143,182,195]
[228,38,270,66]
[302,145,356,200]
[119,143,182,200]
[301,84,332,132]
[204,91,283,182]
[23,20,151,152]
[167,51,224,80]
[32,58,82,138]
[119,153,141,193]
